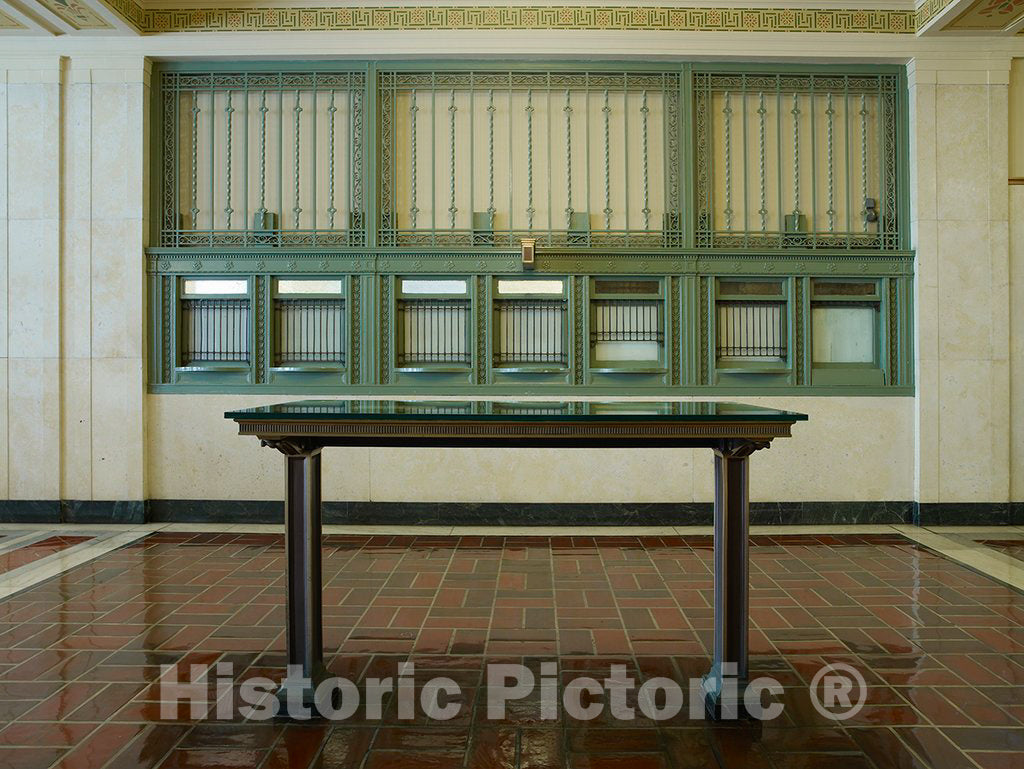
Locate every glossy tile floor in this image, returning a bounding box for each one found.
[0,525,1021,769]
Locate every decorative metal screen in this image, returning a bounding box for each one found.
[181,298,250,364]
[397,298,471,365]
[159,69,365,247]
[694,71,901,249]
[591,299,663,361]
[716,302,787,360]
[493,299,567,365]
[379,69,681,247]
[274,298,346,365]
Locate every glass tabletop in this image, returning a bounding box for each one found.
[225,400,808,422]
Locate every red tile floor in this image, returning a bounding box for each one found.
[0,531,1021,769]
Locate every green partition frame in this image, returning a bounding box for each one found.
[147,59,913,396]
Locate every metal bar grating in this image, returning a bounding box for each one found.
[494,299,567,365]
[381,69,681,248]
[397,298,471,365]
[694,71,901,250]
[274,298,346,365]
[181,298,250,364]
[160,70,365,248]
[590,300,663,343]
[716,301,786,359]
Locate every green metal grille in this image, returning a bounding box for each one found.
[148,60,913,395]
[493,299,567,366]
[158,69,366,248]
[693,71,902,250]
[273,298,346,365]
[379,69,682,248]
[180,298,250,364]
[396,298,471,365]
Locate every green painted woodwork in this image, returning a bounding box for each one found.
[148,60,914,397]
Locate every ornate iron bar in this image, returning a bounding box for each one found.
[641,90,650,231]
[293,90,302,229]
[328,90,337,229]
[488,88,496,228]
[159,69,364,248]
[757,92,767,232]
[224,91,234,229]
[448,89,458,231]
[190,93,200,228]
[694,70,901,250]
[409,90,418,229]
[724,91,733,231]
[564,89,573,229]
[379,69,679,248]
[826,92,835,232]
[526,88,534,231]
[603,88,611,231]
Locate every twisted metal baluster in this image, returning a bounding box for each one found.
[791,92,800,217]
[723,91,733,231]
[256,90,268,221]
[487,89,496,229]
[448,89,457,231]
[526,89,535,230]
[327,90,337,229]
[190,92,199,228]
[564,90,573,228]
[757,92,767,232]
[224,91,234,230]
[293,90,302,229]
[826,92,835,232]
[860,94,868,232]
[640,90,650,231]
[602,89,611,231]
[409,90,418,228]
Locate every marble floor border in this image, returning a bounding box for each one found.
[892,524,1024,593]
[0,529,153,601]
[0,530,58,556]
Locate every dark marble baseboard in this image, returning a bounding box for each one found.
[0,500,147,524]
[62,500,146,524]
[2,499,1021,527]
[0,500,62,523]
[916,502,1024,527]
[151,499,916,526]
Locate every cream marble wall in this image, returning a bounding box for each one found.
[146,394,913,503]
[2,58,62,500]
[0,55,149,505]
[909,55,1014,505]
[59,57,149,503]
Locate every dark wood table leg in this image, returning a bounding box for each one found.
[264,440,328,714]
[704,439,766,719]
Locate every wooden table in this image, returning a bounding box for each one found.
[226,399,807,717]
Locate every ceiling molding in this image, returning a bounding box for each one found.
[96,4,923,35]
[1,1,1020,36]
[947,0,1024,32]
[0,8,28,28]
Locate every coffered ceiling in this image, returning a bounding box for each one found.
[0,0,1020,36]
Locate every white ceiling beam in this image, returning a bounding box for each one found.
[915,0,973,36]
[0,0,60,34]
